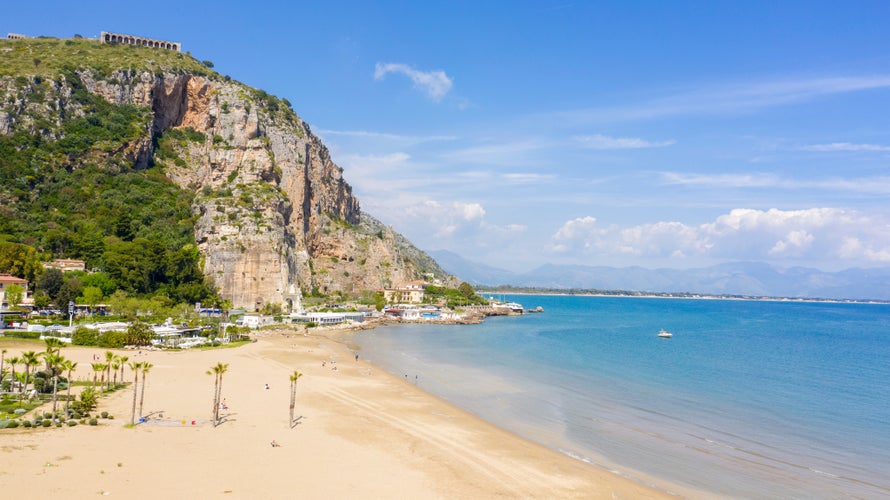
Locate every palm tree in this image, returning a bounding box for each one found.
[206,362,229,427]
[118,355,129,384]
[104,351,115,390]
[6,356,19,394]
[138,362,153,419]
[111,358,121,388]
[90,362,102,388]
[96,363,108,390]
[63,359,78,415]
[289,370,303,428]
[43,338,63,371]
[1,348,7,381]
[128,361,142,425]
[20,351,40,396]
[44,353,65,421]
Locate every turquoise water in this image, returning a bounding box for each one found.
[354,295,890,498]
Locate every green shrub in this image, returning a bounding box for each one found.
[101,411,108,418]
[7,420,19,428]
[89,418,98,426]
[44,412,53,419]
[41,420,51,427]
[67,420,77,426]
[22,420,32,428]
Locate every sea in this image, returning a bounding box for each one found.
[353,295,890,499]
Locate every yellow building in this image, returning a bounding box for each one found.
[383,280,428,304]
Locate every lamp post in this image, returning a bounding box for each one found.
[68,300,74,328]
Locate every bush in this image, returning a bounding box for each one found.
[67,420,77,427]
[14,408,26,415]
[7,420,19,428]
[22,420,32,428]
[56,421,63,427]
[72,326,99,345]
[44,412,53,419]
[41,420,51,427]
[101,411,108,418]
[89,418,98,426]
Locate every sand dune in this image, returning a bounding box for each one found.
[0,331,672,498]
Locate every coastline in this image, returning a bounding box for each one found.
[0,330,678,498]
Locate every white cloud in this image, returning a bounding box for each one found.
[501,172,554,184]
[661,172,782,188]
[374,62,453,101]
[458,202,485,221]
[798,142,890,152]
[548,208,890,266]
[316,128,457,144]
[661,172,890,195]
[551,75,890,124]
[573,134,676,149]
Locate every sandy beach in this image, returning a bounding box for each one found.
[0,329,673,499]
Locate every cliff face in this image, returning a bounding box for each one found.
[0,42,449,310]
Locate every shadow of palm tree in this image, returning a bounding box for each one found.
[290,415,304,429]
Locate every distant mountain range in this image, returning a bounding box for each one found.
[429,250,890,301]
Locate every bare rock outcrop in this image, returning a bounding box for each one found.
[67,69,446,309]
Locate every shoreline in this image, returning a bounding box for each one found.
[481,290,890,305]
[0,332,679,498]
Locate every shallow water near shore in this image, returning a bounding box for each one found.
[355,295,890,498]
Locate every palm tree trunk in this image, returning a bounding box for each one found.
[211,375,219,427]
[51,371,59,422]
[139,372,147,418]
[65,373,72,414]
[216,373,224,426]
[289,380,295,427]
[130,371,139,425]
[22,365,29,396]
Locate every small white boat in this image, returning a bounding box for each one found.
[658,329,673,338]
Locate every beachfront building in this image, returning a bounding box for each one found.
[0,274,28,308]
[383,280,428,304]
[289,311,367,326]
[236,314,276,330]
[43,259,87,273]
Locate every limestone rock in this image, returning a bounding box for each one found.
[0,67,450,309]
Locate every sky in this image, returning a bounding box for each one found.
[5,1,890,272]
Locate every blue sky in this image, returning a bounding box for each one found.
[6,1,890,272]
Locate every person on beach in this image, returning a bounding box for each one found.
[270,440,281,447]
[264,383,270,390]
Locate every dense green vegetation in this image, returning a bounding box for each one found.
[423,282,487,308]
[0,39,217,307]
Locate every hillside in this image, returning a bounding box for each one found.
[0,36,451,310]
[434,251,890,301]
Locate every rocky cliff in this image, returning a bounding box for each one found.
[0,38,449,310]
